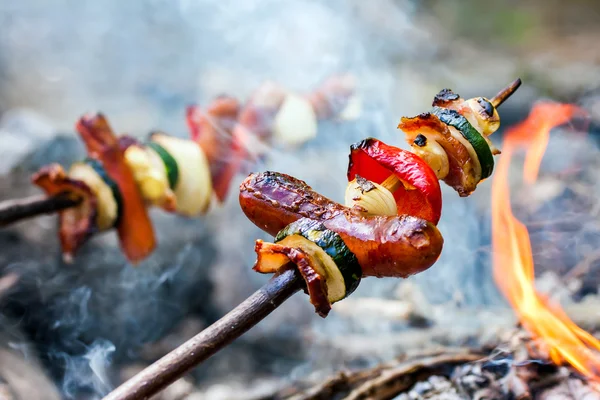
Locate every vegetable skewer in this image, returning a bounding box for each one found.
[104,79,522,399]
[0,75,360,263]
[244,79,522,315]
[344,78,522,224]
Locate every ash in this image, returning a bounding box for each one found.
[0,0,600,399]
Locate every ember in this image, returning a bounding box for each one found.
[491,103,599,378]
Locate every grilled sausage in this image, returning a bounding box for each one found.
[239,171,443,278]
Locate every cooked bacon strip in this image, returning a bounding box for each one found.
[254,240,330,317]
[398,113,478,196]
[31,164,97,262]
[76,114,156,264]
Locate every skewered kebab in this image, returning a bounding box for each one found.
[240,79,521,317]
[104,79,522,400]
[0,74,360,263]
[187,73,359,200]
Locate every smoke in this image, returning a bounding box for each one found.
[58,339,115,399]
[0,0,582,398]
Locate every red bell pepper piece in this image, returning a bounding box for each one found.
[347,138,442,225]
[76,114,156,264]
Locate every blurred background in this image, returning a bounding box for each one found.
[0,0,599,399]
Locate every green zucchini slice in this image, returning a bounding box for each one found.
[69,158,123,229]
[431,106,495,179]
[147,141,179,190]
[276,218,362,301]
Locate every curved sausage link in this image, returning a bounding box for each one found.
[239,171,444,278]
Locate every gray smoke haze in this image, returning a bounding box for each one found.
[2,0,597,399]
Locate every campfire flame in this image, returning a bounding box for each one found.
[491,102,599,379]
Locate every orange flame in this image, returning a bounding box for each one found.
[491,102,599,378]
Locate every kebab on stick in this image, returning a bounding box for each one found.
[103,79,521,400]
[0,74,360,263]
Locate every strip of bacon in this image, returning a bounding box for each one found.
[32,164,97,262]
[398,113,477,196]
[254,239,330,317]
[76,114,156,264]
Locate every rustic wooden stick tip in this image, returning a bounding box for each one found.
[490,78,522,108]
[102,267,303,400]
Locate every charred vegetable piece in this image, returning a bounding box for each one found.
[432,106,494,180]
[347,138,442,225]
[465,97,500,136]
[398,113,478,197]
[150,132,213,216]
[344,176,397,217]
[409,133,449,179]
[433,88,501,137]
[123,143,175,211]
[276,218,362,298]
[146,142,179,189]
[76,114,156,264]
[69,158,122,230]
[254,218,361,317]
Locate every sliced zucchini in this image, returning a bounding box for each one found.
[431,107,494,180]
[69,158,122,230]
[147,142,179,189]
[280,235,346,302]
[276,218,362,300]
[150,133,213,216]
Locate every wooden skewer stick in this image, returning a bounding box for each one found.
[0,193,81,227]
[2,78,524,399]
[103,267,303,400]
[490,78,522,108]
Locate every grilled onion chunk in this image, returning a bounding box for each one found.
[254,218,362,317]
[124,143,177,211]
[344,176,397,217]
[149,133,213,216]
[68,158,122,231]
